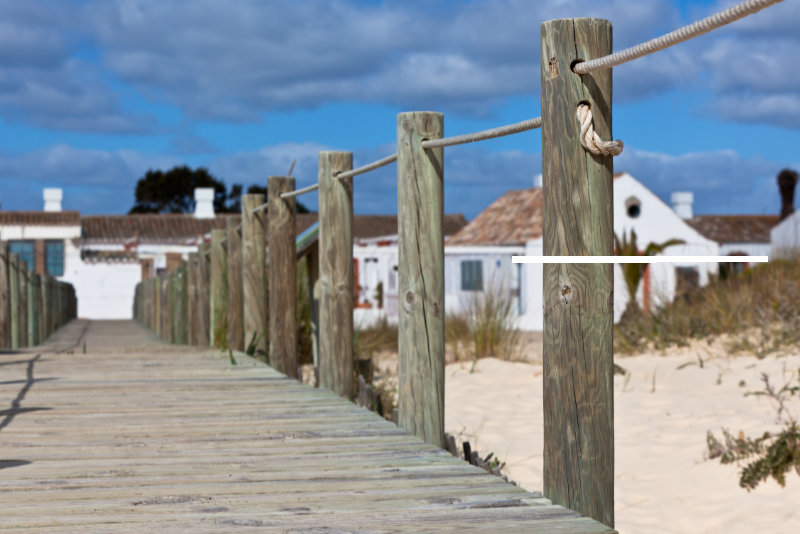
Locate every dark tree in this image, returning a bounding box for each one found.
[129,166,241,214]
[129,165,311,214]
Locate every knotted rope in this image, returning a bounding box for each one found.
[576,103,623,157]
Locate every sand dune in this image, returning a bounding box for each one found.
[444,350,800,533]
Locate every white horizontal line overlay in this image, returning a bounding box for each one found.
[512,256,769,264]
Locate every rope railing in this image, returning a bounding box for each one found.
[573,0,784,75]
[280,182,320,199]
[335,153,398,181]
[250,201,269,214]
[421,116,543,149]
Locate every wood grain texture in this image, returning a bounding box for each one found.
[0,244,8,348]
[242,194,268,361]
[197,244,211,347]
[160,275,169,341]
[318,151,354,399]
[18,260,28,348]
[186,253,198,345]
[0,319,614,533]
[306,245,320,379]
[540,18,615,529]
[268,176,298,378]
[210,229,228,349]
[396,111,445,448]
[226,217,244,352]
[9,253,19,349]
[28,273,39,346]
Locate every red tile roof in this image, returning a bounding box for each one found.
[447,188,542,246]
[0,211,81,226]
[686,215,780,244]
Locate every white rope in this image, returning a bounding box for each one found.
[336,153,397,180]
[576,103,623,157]
[420,117,542,149]
[574,0,785,75]
[250,201,269,214]
[280,183,319,199]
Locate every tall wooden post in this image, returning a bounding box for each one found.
[242,194,268,361]
[396,112,445,448]
[9,254,19,349]
[177,264,188,344]
[541,18,615,528]
[210,229,228,348]
[197,243,211,346]
[187,253,198,345]
[227,217,244,351]
[268,176,298,378]
[28,273,39,346]
[0,245,8,349]
[318,151,354,399]
[306,246,320,386]
[19,261,28,348]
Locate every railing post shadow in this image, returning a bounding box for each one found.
[541,17,615,529]
[396,111,445,448]
[318,151,354,399]
[268,176,298,378]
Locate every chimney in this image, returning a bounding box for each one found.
[671,191,693,219]
[778,168,798,221]
[194,188,215,219]
[533,174,543,188]
[43,188,63,212]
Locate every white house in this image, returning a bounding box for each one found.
[771,210,800,258]
[443,173,720,330]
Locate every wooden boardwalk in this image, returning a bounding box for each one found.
[1,320,613,532]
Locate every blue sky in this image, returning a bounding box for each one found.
[0,0,798,219]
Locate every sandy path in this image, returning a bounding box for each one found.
[444,352,800,533]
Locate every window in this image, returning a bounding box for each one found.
[45,240,64,276]
[460,260,483,291]
[8,240,35,271]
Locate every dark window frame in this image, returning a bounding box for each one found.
[460,260,483,291]
[8,240,35,271]
[45,240,64,276]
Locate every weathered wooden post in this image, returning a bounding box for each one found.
[153,274,161,336]
[541,18,615,528]
[38,276,46,343]
[9,254,19,349]
[306,245,320,386]
[186,253,198,344]
[28,273,39,346]
[197,243,211,346]
[210,229,228,348]
[18,261,28,348]
[242,194,268,361]
[318,151,354,398]
[0,246,8,349]
[226,217,244,351]
[396,112,445,448]
[177,263,188,344]
[268,176,298,378]
[169,269,178,343]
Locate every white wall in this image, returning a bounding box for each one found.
[444,246,523,318]
[771,213,800,258]
[68,260,142,319]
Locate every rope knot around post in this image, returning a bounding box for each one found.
[576,102,623,157]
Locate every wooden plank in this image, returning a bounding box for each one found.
[210,229,227,348]
[242,194,268,361]
[318,151,354,399]
[541,18,615,529]
[0,320,613,533]
[396,111,445,448]
[226,217,244,352]
[267,176,298,378]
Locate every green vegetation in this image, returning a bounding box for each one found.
[615,260,800,356]
[614,229,684,321]
[446,281,521,367]
[707,371,800,490]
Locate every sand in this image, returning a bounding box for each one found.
[444,349,800,533]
